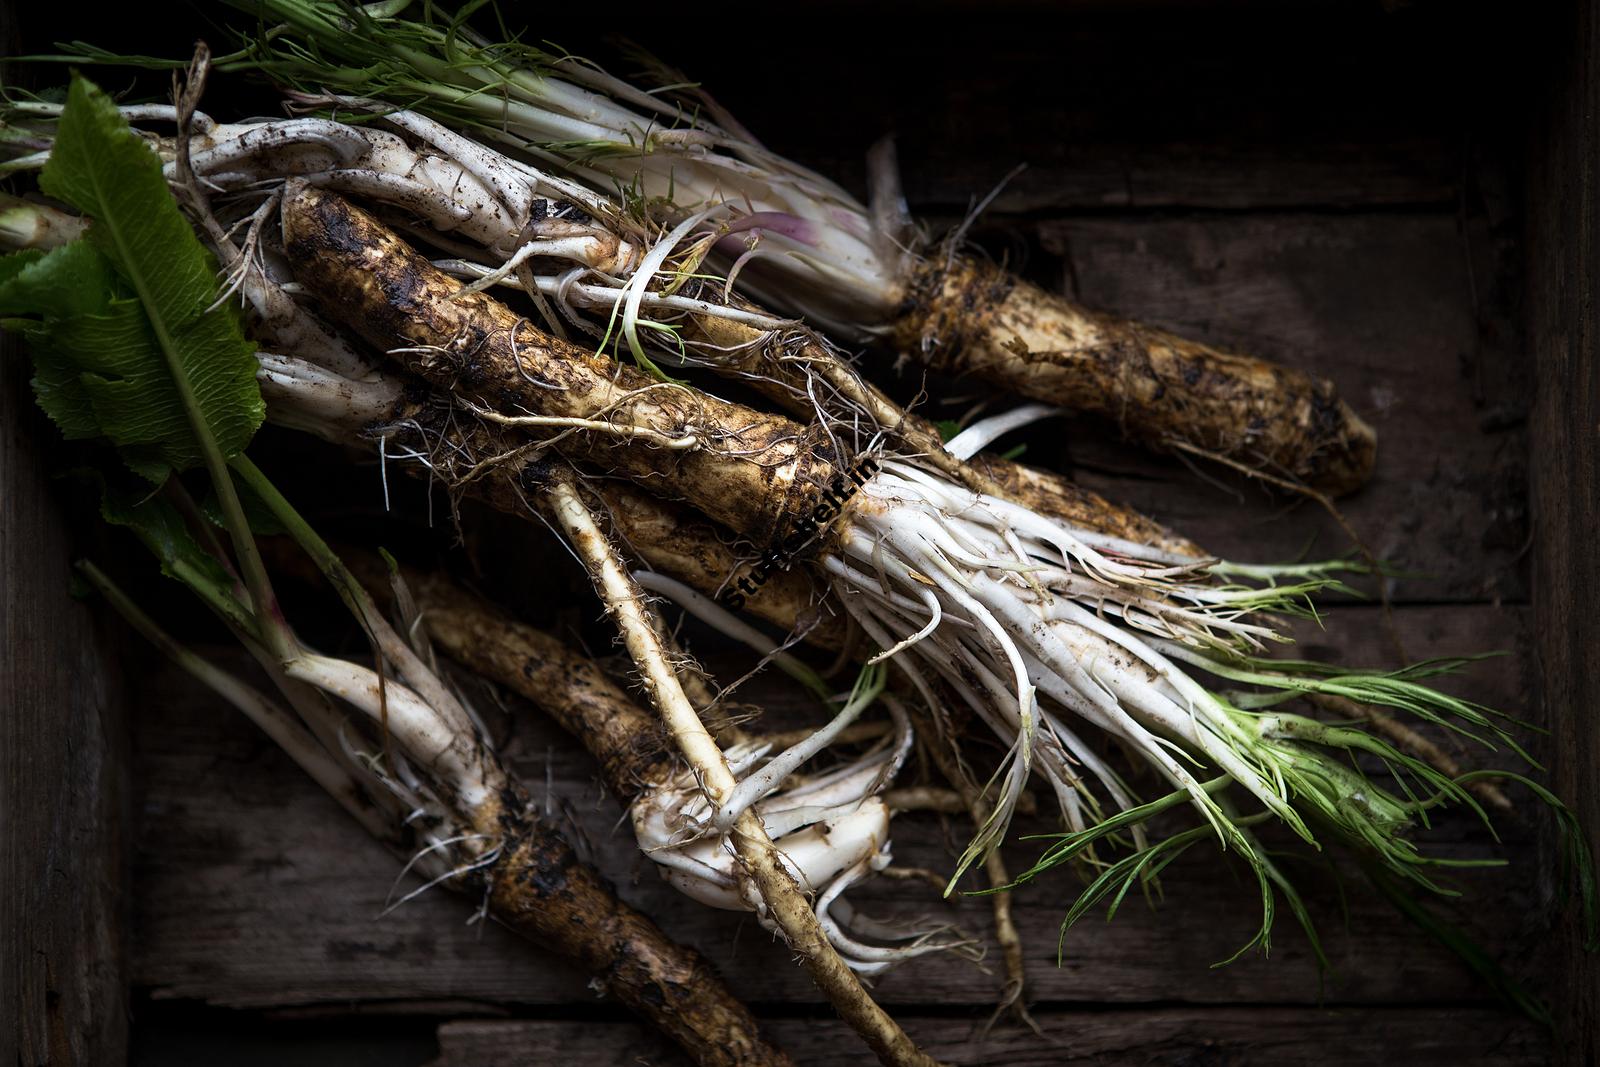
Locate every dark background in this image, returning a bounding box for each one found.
[4,2,1591,1065]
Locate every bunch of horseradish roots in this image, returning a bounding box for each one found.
[1,7,1590,1065]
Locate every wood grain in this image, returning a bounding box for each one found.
[667,9,1471,213]
[985,213,1527,605]
[429,1009,1544,1067]
[1,311,129,1064]
[0,7,129,1064]
[128,606,1550,1025]
[1526,1,1600,1063]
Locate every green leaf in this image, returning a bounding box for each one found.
[98,476,254,633]
[100,482,228,586]
[4,73,264,479]
[27,350,102,442]
[0,240,114,317]
[0,248,45,290]
[1,241,119,441]
[200,476,288,537]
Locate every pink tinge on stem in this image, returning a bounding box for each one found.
[717,210,819,245]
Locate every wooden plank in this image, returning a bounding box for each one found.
[820,141,1454,215]
[0,11,130,1066]
[128,1006,438,1067]
[665,9,1471,211]
[1525,2,1600,1064]
[129,604,1551,1015]
[430,1009,1544,1067]
[0,290,129,1059]
[977,212,1528,604]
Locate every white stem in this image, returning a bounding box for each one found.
[285,654,501,808]
[256,353,403,438]
[943,403,1060,460]
[721,678,884,829]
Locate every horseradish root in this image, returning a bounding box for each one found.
[891,257,1377,495]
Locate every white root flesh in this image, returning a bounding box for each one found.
[284,654,503,809]
[807,408,1367,881]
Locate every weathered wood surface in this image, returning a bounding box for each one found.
[0,10,129,1066]
[129,605,1546,1026]
[0,331,129,1067]
[1,299,129,1062]
[974,212,1526,606]
[429,1009,1544,1067]
[1526,1,1600,1064]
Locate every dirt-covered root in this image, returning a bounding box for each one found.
[376,568,677,799]
[277,361,848,650]
[683,307,1203,557]
[892,256,1378,496]
[282,183,841,550]
[471,791,793,1067]
[599,481,851,648]
[545,466,942,1067]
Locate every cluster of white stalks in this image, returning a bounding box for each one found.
[186,0,909,339]
[272,596,511,912]
[0,97,795,373]
[832,425,1336,878]
[82,483,514,919]
[626,400,1502,909]
[631,677,970,974]
[866,433,1533,944]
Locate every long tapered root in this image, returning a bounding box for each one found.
[892,256,1378,496]
[681,309,1203,556]
[541,466,943,1067]
[473,790,794,1067]
[282,182,843,551]
[369,566,678,799]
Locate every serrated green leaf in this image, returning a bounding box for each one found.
[98,476,253,629]
[4,73,265,479]
[101,482,220,581]
[0,247,45,288]
[0,240,114,317]
[27,346,100,440]
[2,240,121,439]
